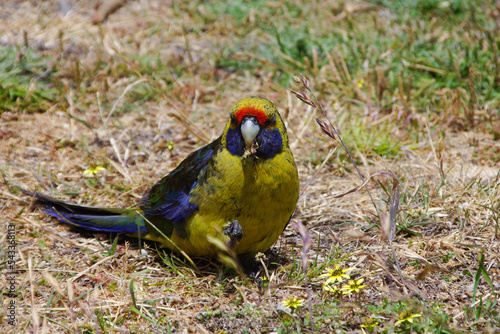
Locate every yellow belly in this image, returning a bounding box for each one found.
[149,147,299,257]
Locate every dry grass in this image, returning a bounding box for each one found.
[1,0,499,333]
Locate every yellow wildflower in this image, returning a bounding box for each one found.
[322,283,342,295]
[260,275,270,288]
[395,310,421,326]
[281,296,304,312]
[83,165,106,177]
[320,265,353,284]
[361,317,379,332]
[342,278,367,295]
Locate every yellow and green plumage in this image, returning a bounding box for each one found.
[29,97,299,260]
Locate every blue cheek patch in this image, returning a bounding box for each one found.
[226,128,245,156]
[256,128,283,159]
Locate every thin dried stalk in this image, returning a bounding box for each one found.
[292,73,381,218]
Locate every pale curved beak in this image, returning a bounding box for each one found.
[240,117,260,148]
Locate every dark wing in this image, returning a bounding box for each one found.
[140,137,221,224]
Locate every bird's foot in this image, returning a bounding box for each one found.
[241,142,259,160]
[224,220,243,249]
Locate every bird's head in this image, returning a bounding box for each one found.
[222,97,289,160]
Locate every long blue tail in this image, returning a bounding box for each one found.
[27,192,147,233]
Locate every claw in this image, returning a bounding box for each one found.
[224,220,243,249]
[241,141,259,160]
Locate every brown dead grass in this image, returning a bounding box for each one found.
[1,1,499,333]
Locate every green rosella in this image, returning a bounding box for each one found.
[28,97,299,262]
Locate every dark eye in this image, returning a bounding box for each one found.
[231,115,238,126]
[266,114,276,127]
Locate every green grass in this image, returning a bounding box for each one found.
[208,0,499,120]
[0,45,60,112]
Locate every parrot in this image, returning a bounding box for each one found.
[26,97,299,266]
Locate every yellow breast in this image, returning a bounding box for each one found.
[167,146,299,257]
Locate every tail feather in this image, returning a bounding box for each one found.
[25,191,147,233]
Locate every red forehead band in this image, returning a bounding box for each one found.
[234,106,268,126]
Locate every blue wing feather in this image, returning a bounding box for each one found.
[140,139,218,224]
